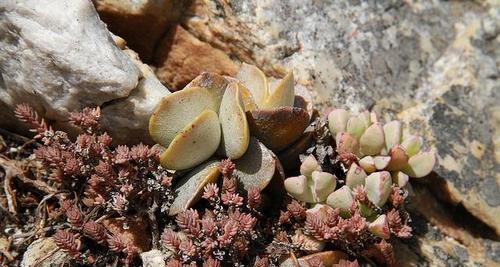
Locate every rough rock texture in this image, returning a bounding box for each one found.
[395,183,500,267]
[0,0,170,144]
[93,0,186,62]
[140,249,171,267]
[177,0,500,238]
[101,47,170,143]
[20,238,71,267]
[154,25,239,90]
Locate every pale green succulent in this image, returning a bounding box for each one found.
[284,155,337,203]
[149,64,306,170]
[328,108,436,186]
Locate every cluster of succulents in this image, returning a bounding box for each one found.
[149,63,310,171]
[281,109,436,265]
[328,109,436,183]
[5,63,438,266]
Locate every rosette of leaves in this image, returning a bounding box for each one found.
[149,64,311,171]
[328,109,436,188]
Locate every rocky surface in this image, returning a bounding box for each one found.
[93,0,186,62]
[0,0,498,265]
[20,238,71,267]
[175,0,500,241]
[0,0,170,144]
[154,25,239,90]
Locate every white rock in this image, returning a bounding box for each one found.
[0,0,170,144]
[101,48,170,143]
[140,249,171,267]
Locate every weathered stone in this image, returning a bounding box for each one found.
[154,25,239,91]
[181,0,500,236]
[396,16,500,233]
[94,0,185,62]
[0,0,170,144]
[20,238,72,267]
[393,183,500,267]
[140,249,171,267]
[101,48,170,144]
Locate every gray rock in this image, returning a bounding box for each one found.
[181,0,500,234]
[20,238,71,267]
[0,0,170,144]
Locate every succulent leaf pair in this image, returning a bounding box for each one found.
[284,155,337,203]
[150,64,301,170]
[328,109,436,179]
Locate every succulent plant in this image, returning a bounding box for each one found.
[150,64,311,170]
[284,155,337,203]
[368,214,390,239]
[326,185,354,215]
[328,108,436,184]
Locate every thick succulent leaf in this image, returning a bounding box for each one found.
[184,72,228,108]
[359,156,376,173]
[236,63,268,107]
[402,151,436,178]
[149,87,218,147]
[383,121,402,151]
[401,135,422,157]
[346,114,367,140]
[311,171,337,202]
[359,123,385,156]
[247,107,309,152]
[284,175,311,202]
[328,109,349,136]
[368,215,390,239]
[359,111,371,127]
[219,82,250,159]
[297,251,348,266]
[233,138,276,191]
[365,171,392,207]
[224,76,258,111]
[335,132,360,156]
[160,110,221,170]
[374,156,391,170]
[262,71,295,109]
[169,160,220,215]
[386,145,409,171]
[392,171,409,187]
[345,162,367,188]
[326,186,354,212]
[300,155,321,177]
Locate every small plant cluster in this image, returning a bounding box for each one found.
[14,104,173,266]
[163,159,263,266]
[6,75,435,266]
[280,108,435,266]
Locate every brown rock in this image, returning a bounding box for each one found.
[102,216,151,252]
[94,0,185,62]
[154,25,239,91]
